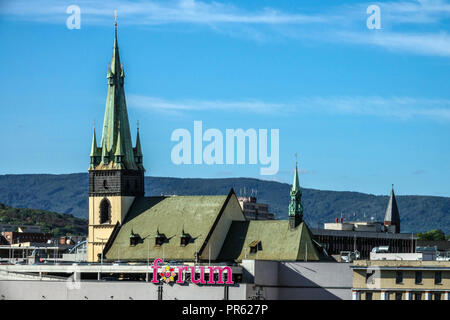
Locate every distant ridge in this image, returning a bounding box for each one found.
[0,173,449,233]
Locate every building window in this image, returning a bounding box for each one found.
[366,270,375,284]
[365,292,372,300]
[249,241,261,254]
[415,271,422,284]
[180,234,191,247]
[413,293,422,300]
[435,271,442,284]
[99,198,111,224]
[396,271,403,284]
[155,235,165,246]
[395,292,402,300]
[434,293,441,300]
[130,235,140,246]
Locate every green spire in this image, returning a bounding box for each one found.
[90,128,99,157]
[98,18,138,170]
[288,157,303,228]
[89,127,101,169]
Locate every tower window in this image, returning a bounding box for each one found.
[103,180,108,189]
[99,198,111,224]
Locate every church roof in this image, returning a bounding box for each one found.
[217,220,323,262]
[384,187,400,223]
[104,191,239,261]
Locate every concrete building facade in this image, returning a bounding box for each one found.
[352,260,450,300]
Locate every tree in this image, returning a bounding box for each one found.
[417,229,446,241]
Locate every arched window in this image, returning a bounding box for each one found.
[99,198,111,224]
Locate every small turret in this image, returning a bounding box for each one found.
[89,128,101,169]
[114,130,124,169]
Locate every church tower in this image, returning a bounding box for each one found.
[88,18,145,262]
[288,159,303,229]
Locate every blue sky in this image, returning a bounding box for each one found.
[0,0,450,197]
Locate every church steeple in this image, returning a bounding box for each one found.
[88,14,145,197]
[87,12,145,262]
[289,156,303,229]
[97,16,140,171]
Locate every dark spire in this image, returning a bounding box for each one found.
[289,155,303,229]
[384,185,401,233]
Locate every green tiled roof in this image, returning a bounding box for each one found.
[217,220,322,262]
[104,194,231,261]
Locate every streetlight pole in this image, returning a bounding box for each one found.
[194,235,202,265]
[97,237,108,281]
[147,239,150,268]
[146,239,151,282]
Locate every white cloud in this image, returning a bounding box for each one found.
[0,0,328,25]
[128,94,286,116]
[2,0,450,56]
[296,96,450,121]
[128,94,450,122]
[337,31,450,57]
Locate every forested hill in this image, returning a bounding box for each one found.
[0,202,87,236]
[0,173,449,233]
